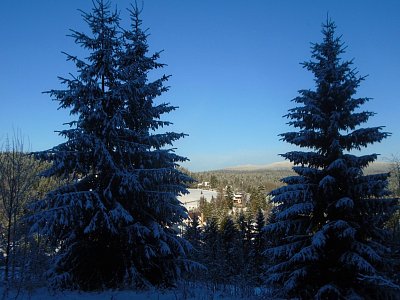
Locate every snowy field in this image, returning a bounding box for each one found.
[178,189,217,211]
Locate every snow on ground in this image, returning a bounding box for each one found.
[178,189,217,211]
[2,288,180,300]
[0,286,261,300]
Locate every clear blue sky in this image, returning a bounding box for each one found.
[1,1,399,171]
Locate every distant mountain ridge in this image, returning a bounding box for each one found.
[223,160,393,173]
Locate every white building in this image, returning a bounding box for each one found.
[197,181,210,189]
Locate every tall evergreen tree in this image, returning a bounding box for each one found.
[265,20,399,299]
[237,211,252,253]
[201,218,221,284]
[182,214,203,281]
[249,185,267,216]
[30,1,192,290]
[236,211,254,285]
[251,209,266,286]
[184,214,202,253]
[225,186,234,210]
[220,216,241,284]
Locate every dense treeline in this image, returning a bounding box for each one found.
[183,209,267,296]
[186,163,394,193]
[187,169,292,193]
[195,185,273,223]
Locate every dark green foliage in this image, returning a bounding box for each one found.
[191,169,289,193]
[249,185,273,216]
[210,175,219,189]
[236,211,257,285]
[200,187,230,223]
[251,209,266,285]
[225,186,234,210]
[237,211,253,257]
[200,218,221,283]
[192,211,269,290]
[219,216,240,283]
[184,214,202,253]
[198,196,213,221]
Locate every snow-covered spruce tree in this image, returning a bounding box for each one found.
[265,20,399,299]
[30,1,192,290]
[201,218,221,283]
[237,211,252,259]
[236,211,255,286]
[251,209,266,286]
[184,214,202,254]
[219,216,241,284]
[182,215,203,281]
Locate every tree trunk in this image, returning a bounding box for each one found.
[11,212,17,281]
[4,215,12,283]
